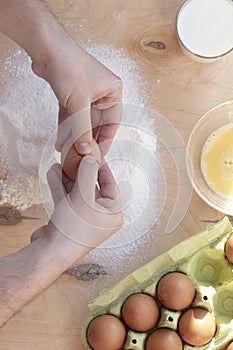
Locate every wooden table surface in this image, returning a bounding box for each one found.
[0,0,232,349]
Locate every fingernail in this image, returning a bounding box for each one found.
[84,155,96,164]
[78,142,90,154]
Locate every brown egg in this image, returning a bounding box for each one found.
[86,314,126,350]
[225,233,233,264]
[226,342,233,350]
[61,137,101,181]
[178,307,216,346]
[146,328,183,350]
[121,293,160,332]
[156,272,195,310]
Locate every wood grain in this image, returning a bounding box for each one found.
[0,0,232,349]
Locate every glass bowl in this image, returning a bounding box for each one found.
[186,101,233,214]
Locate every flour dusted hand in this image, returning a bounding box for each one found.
[0,0,122,159]
[0,154,123,328]
[47,156,123,247]
[32,41,123,157]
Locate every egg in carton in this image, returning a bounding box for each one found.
[81,217,233,350]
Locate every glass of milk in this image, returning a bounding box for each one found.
[176,0,233,62]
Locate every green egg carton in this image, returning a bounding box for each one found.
[82,217,233,350]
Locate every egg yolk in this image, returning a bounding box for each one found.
[201,123,233,197]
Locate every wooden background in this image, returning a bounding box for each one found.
[0,0,232,349]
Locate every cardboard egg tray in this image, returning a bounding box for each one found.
[82,217,233,350]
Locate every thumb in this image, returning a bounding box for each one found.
[70,107,93,155]
[70,155,99,206]
[47,164,65,206]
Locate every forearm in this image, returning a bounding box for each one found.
[0,0,70,62]
[0,225,91,327]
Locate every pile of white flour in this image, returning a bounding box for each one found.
[0,50,57,208]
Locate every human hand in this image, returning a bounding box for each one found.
[34,155,123,248]
[32,40,122,157]
[0,0,122,156]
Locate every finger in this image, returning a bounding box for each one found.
[97,123,119,155]
[93,126,101,141]
[91,106,103,129]
[56,104,71,151]
[47,164,66,206]
[70,155,99,206]
[62,171,75,193]
[58,104,67,124]
[91,107,102,141]
[98,161,119,200]
[97,103,122,155]
[70,108,92,155]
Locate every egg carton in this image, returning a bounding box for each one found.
[82,217,233,350]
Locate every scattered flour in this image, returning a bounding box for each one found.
[0,44,161,292]
[0,50,57,208]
